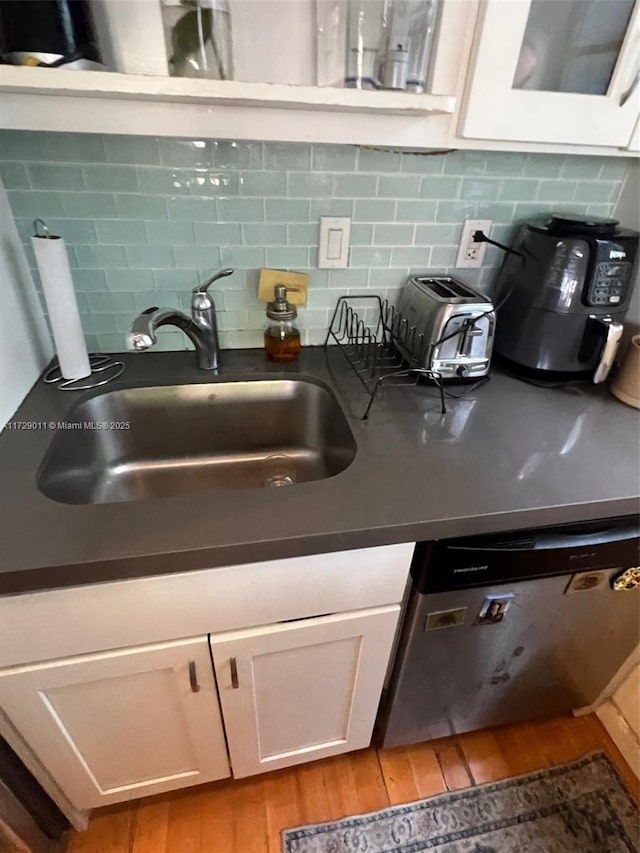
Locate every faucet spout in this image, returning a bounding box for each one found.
[127,269,233,371]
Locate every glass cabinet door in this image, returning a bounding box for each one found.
[513,0,635,95]
[462,0,640,147]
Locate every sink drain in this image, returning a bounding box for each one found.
[263,454,296,488]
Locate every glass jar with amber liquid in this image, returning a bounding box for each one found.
[264,285,301,363]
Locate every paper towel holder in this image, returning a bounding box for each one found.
[34,218,125,391]
[43,353,125,391]
[33,217,53,239]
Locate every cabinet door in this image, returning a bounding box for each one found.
[210,605,400,778]
[0,638,229,809]
[462,0,640,147]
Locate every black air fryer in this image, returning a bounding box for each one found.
[494,214,639,383]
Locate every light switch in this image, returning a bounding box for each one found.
[327,228,343,259]
[318,217,351,269]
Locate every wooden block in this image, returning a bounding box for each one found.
[258,269,309,305]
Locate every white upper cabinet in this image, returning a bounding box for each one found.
[461,0,640,147]
[210,606,400,778]
[0,1,463,146]
[0,637,230,810]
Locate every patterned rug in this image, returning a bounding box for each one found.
[282,752,639,852]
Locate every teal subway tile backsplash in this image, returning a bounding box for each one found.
[334,174,377,197]
[377,175,419,198]
[0,162,29,188]
[600,160,630,181]
[239,171,285,196]
[265,199,309,222]
[217,197,263,222]
[353,199,395,221]
[82,164,138,191]
[574,182,617,203]
[243,223,286,244]
[106,269,155,292]
[146,220,195,245]
[419,176,460,198]
[374,224,414,245]
[194,222,241,244]
[264,247,309,268]
[116,194,167,220]
[310,198,354,219]
[396,200,438,222]
[312,145,357,172]
[26,163,84,190]
[460,178,501,201]
[537,181,578,202]
[350,224,374,245]
[95,219,147,245]
[0,130,630,352]
[264,142,309,171]
[288,172,333,198]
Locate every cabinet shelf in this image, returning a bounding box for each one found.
[0,66,456,116]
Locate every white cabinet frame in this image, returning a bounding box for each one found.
[461,0,640,147]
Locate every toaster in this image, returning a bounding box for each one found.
[395,276,495,379]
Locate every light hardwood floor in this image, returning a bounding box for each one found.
[67,714,638,853]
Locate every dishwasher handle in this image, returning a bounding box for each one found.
[533,521,640,551]
[449,518,640,554]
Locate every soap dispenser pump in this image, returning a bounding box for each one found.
[264,285,301,362]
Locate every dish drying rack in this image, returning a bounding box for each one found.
[323,295,447,419]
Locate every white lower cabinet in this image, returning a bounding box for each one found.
[0,545,412,814]
[0,637,230,809]
[210,605,400,778]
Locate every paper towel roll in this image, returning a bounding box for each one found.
[32,234,91,381]
[611,334,640,409]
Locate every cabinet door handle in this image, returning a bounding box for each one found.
[188,660,201,693]
[230,657,239,689]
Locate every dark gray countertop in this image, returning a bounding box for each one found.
[1,347,639,595]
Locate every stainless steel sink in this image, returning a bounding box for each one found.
[37,378,357,504]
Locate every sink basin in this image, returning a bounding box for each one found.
[37,378,357,504]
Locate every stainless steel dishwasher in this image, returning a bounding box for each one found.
[381,516,640,748]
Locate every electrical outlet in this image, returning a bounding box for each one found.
[455,219,493,269]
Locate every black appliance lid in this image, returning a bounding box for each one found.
[547,213,619,236]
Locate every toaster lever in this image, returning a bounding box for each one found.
[460,324,483,357]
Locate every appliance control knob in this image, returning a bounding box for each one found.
[456,365,471,378]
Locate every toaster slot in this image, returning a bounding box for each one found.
[414,276,487,302]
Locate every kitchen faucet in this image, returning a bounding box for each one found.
[127,269,233,371]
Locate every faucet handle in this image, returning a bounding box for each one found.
[193,268,234,295]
